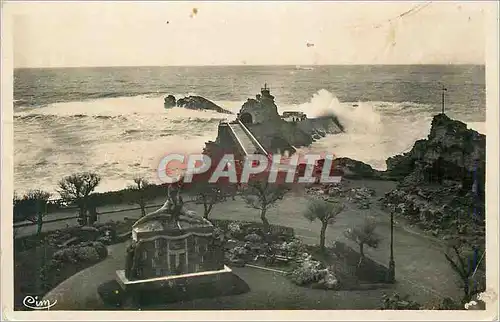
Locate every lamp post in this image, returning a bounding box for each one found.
[387,210,395,283]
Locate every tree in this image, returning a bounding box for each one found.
[304,198,345,251]
[192,182,226,220]
[444,245,482,303]
[344,216,381,267]
[17,189,52,235]
[58,172,101,225]
[129,177,153,217]
[241,179,290,233]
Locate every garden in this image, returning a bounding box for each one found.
[14,218,136,310]
[212,219,390,291]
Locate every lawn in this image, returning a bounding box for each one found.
[96,267,392,310]
[13,218,137,310]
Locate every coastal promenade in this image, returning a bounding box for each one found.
[29,179,466,308]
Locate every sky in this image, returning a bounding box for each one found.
[10,1,487,68]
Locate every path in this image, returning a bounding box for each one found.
[36,179,462,307]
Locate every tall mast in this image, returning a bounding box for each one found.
[441,86,447,114]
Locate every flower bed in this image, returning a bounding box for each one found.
[287,253,340,290]
[211,220,297,269]
[211,219,295,241]
[286,242,390,291]
[210,220,389,292]
[13,218,138,310]
[14,240,108,310]
[15,218,136,253]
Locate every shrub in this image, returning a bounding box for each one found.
[244,233,263,243]
[315,268,340,290]
[380,293,422,310]
[52,241,107,264]
[275,238,307,257]
[288,254,325,285]
[228,222,242,234]
[75,246,101,262]
[229,246,248,258]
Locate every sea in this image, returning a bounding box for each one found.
[13,65,486,195]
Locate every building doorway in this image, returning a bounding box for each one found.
[239,113,253,124]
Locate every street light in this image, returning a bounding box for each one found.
[387,210,395,283]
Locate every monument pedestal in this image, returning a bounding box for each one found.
[114,186,233,307]
[115,266,233,307]
[116,265,232,292]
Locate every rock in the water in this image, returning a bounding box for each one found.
[175,95,233,114]
[164,95,176,108]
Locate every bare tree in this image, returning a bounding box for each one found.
[444,245,481,303]
[58,172,101,225]
[241,179,290,233]
[344,216,381,267]
[129,177,153,217]
[304,198,345,252]
[18,189,52,235]
[192,182,225,220]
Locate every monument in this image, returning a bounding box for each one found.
[116,184,231,296]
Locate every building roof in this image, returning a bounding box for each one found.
[282,111,306,117]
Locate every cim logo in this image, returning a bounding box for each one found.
[23,296,57,310]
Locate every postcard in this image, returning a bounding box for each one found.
[1,1,498,320]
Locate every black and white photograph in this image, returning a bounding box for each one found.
[1,1,498,320]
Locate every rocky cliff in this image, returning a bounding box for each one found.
[385,114,485,194]
[382,114,485,250]
[300,113,486,249]
[164,95,232,114]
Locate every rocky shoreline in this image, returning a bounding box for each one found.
[164,94,233,114]
[322,114,486,253]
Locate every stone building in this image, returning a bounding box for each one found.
[281,111,307,122]
[237,84,281,125]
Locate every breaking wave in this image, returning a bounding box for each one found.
[14,90,484,193]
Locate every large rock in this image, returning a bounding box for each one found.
[334,157,383,179]
[385,114,485,194]
[164,95,176,108]
[208,87,345,155]
[297,115,344,136]
[170,95,233,114]
[381,114,486,250]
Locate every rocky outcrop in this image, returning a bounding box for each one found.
[381,114,485,249]
[164,95,233,114]
[297,115,344,136]
[244,115,344,153]
[385,113,485,194]
[334,157,383,179]
[164,95,176,108]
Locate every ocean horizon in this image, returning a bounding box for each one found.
[14,64,486,194]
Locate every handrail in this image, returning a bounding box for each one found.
[227,123,250,156]
[236,120,269,157]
